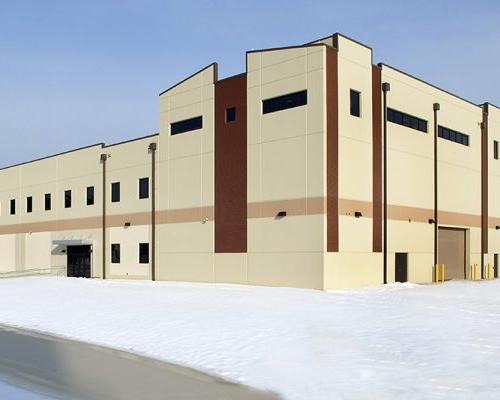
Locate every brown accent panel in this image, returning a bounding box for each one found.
[482,108,489,254]
[214,73,247,252]
[0,200,486,235]
[247,197,326,219]
[371,65,382,252]
[338,199,373,218]
[326,47,339,252]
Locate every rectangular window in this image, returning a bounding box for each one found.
[26,196,32,213]
[262,90,307,114]
[139,177,149,199]
[87,186,95,206]
[438,126,469,147]
[64,190,72,208]
[111,182,120,203]
[10,199,15,215]
[45,193,51,211]
[111,244,120,263]
[350,89,361,117]
[170,116,203,135]
[139,243,149,264]
[226,107,236,123]
[387,108,427,133]
[494,140,499,160]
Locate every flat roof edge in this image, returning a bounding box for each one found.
[0,132,160,172]
[379,63,481,109]
[159,62,218,96]
[0,143,104,172]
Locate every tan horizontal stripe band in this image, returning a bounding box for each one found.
[0,198,489,235]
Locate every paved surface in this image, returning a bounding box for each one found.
[0,324,281,400]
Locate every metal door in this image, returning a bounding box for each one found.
[67,245,91,278]
[395,253,408,283]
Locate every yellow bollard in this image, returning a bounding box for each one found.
[474,264,477,281]
[488,263,491,280]
[441,264,445,283]
[434,263,439,283]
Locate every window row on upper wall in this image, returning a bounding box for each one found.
[438,126,469,146]
[388,108,428,133]
[4,177,149,216]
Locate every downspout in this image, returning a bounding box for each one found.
[382,82,390,284]
[100,153,108,280]
[433,103,440,279]
[481,104,489,279]
[148,142,157,281]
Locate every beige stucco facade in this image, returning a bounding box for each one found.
[0,33,497,289]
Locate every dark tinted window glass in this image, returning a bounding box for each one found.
[494,141,499,160]
[350,90,360,117]
[438,125,469,147]
[139,178,149,199]
[111,244,120,263]
[64,190,72,208]
[262,90,307,114]
[171,116,203,135]
[26,196,32,213]
[87,186,94,206]
[111,182,120,203]
[45,193,51,211]
[387,108,427,133]
[10,199,15,215]
[139,243,149,264]
[226,107,236,122]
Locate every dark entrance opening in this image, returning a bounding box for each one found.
[395,253,408,283]
[67,245,91,278]
[495,254,499,279]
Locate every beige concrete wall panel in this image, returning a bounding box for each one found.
[306,133,326,199]
[388,220,433,254]
[25,232,51,269]
[247,144,261,203]
[247,252,323,289]
[214,253,247,284]
[261,136,307,201]
[248,215,323,253]
[338,215,372,253]
[168,156,202,210]
[158,221,213,253]
[158,253,214,283]
[407,253,434,283]
[336,35,372,66]
[246,88,262,145]
[260,47,307,69]
[305,69,325,135]
[324,252,382,290]
[338,138,372,201]
[261,104,307,143]
[0,234,16,272]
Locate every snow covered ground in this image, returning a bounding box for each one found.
[0,276,499,400]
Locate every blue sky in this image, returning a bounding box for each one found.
[0,0,499,167]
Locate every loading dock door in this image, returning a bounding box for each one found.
[438,228,465,280]
[67,245,91,278]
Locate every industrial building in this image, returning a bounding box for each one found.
[0,33,499,289]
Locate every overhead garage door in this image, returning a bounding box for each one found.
[438,228,466,280]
